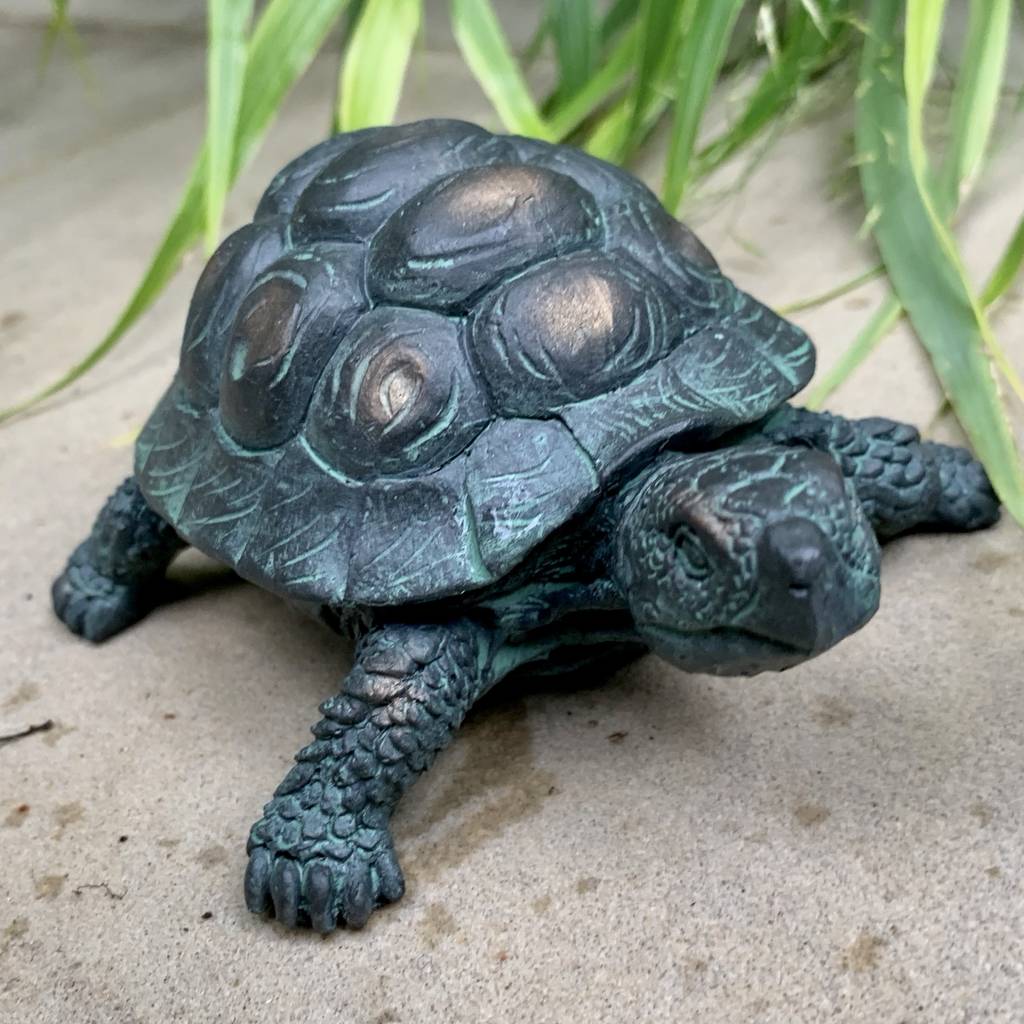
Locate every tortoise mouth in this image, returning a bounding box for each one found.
[638,623,816,676]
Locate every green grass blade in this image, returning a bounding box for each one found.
[755,1,781,64]
[584,0,684,162]
[519,11,549,71]
[546,19,639,139]
[450,0,554,139]
[39,0,69,73]
[585,86,671,161]
[903,0,946,136]
[937,0,1011,206]
[810,208,1024,408]
[777,263,885,315]
[661,0,744,212]
[39,0,92,86]
[549,0,597,102]
[858,0,1024,520]
[0,157,206,424]
[902,0,1024,403]
[599,0,638,44]
[981,210,1024,306]
[797,0,829,36]
[619,0,683,159]
[817,1,1016,405]
[694,3,852,179]
[2,0,351,422]
[337,0,421,131]
[804,293,901,408]
[205,0,254,253]
[233,0,352,173]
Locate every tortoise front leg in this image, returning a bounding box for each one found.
[245,618,497,933]
[762,406,1000,538]
[52,477,185,642]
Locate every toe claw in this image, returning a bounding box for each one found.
[342,863,373,929]
[307,863,337,934]
[244,847,273,914]
[375,847,405,904]
[271,858,301,928]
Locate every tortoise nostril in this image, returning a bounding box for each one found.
[763,519,828,588]
[786,543,826,585]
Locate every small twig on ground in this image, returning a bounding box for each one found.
[71,882,126,901]
[0,720,54,746]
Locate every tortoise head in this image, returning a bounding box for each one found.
[613,444,881,676]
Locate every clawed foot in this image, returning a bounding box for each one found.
[51,543,160,642]
[925,443,1001,531]
[244,763,405,933]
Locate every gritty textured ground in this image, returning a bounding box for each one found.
[1,4,1023,1023]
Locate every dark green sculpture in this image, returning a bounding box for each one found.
[52,120,999,933]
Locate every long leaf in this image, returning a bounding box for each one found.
[804,293,901,408]
[937,0,1012,206]
[450,0,554,139]
[2,0,351,422]
[806,210,1024,406]
[903,0,946,148]
[232,0,352,173]
[661,0,744,212]
[858,0,1024,520]
[546,19,639,140]
[584,0,686,162]
[598,0,638,45]
[585,87,670,161]
[981,210,1024,307]
[777,264,885,315]
[549,0,597,102]
[814,0,1018,405]
[205,0,254,253]
[0,157,206,424]
[619,0,682,159]
[903,0,1024,403]
[337,0,421,131]
[694,1,852,179]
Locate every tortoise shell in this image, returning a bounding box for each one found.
[136,119,814,606]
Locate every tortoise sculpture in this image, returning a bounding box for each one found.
[53,119,999,932]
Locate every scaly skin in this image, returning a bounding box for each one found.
[51,421,1001,933]
[52,478,184,641]
[762,406,1000,537]
[244,619,495,932]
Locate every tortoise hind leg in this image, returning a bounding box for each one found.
[917,440,1000,532]
[52,477,185,642]
[763,407,1000,538]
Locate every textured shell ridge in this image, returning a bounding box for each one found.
[137,120,816,606]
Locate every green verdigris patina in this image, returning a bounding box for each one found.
[52,119,999,933]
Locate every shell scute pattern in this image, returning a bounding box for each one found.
[219,242,368,450]
[304,306,491,480]
[179,218,289,406]
[137,120,815,605]
[290,120,517,244]
[367,163,602,312]
[470,250,679,416]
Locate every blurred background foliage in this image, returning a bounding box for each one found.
[8,0,1024,524]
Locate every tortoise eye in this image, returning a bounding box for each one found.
[669,523,712,580]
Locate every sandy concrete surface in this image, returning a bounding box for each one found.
[2,5,1023,1023]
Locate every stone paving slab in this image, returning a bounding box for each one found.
[1,7,1022,1023]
